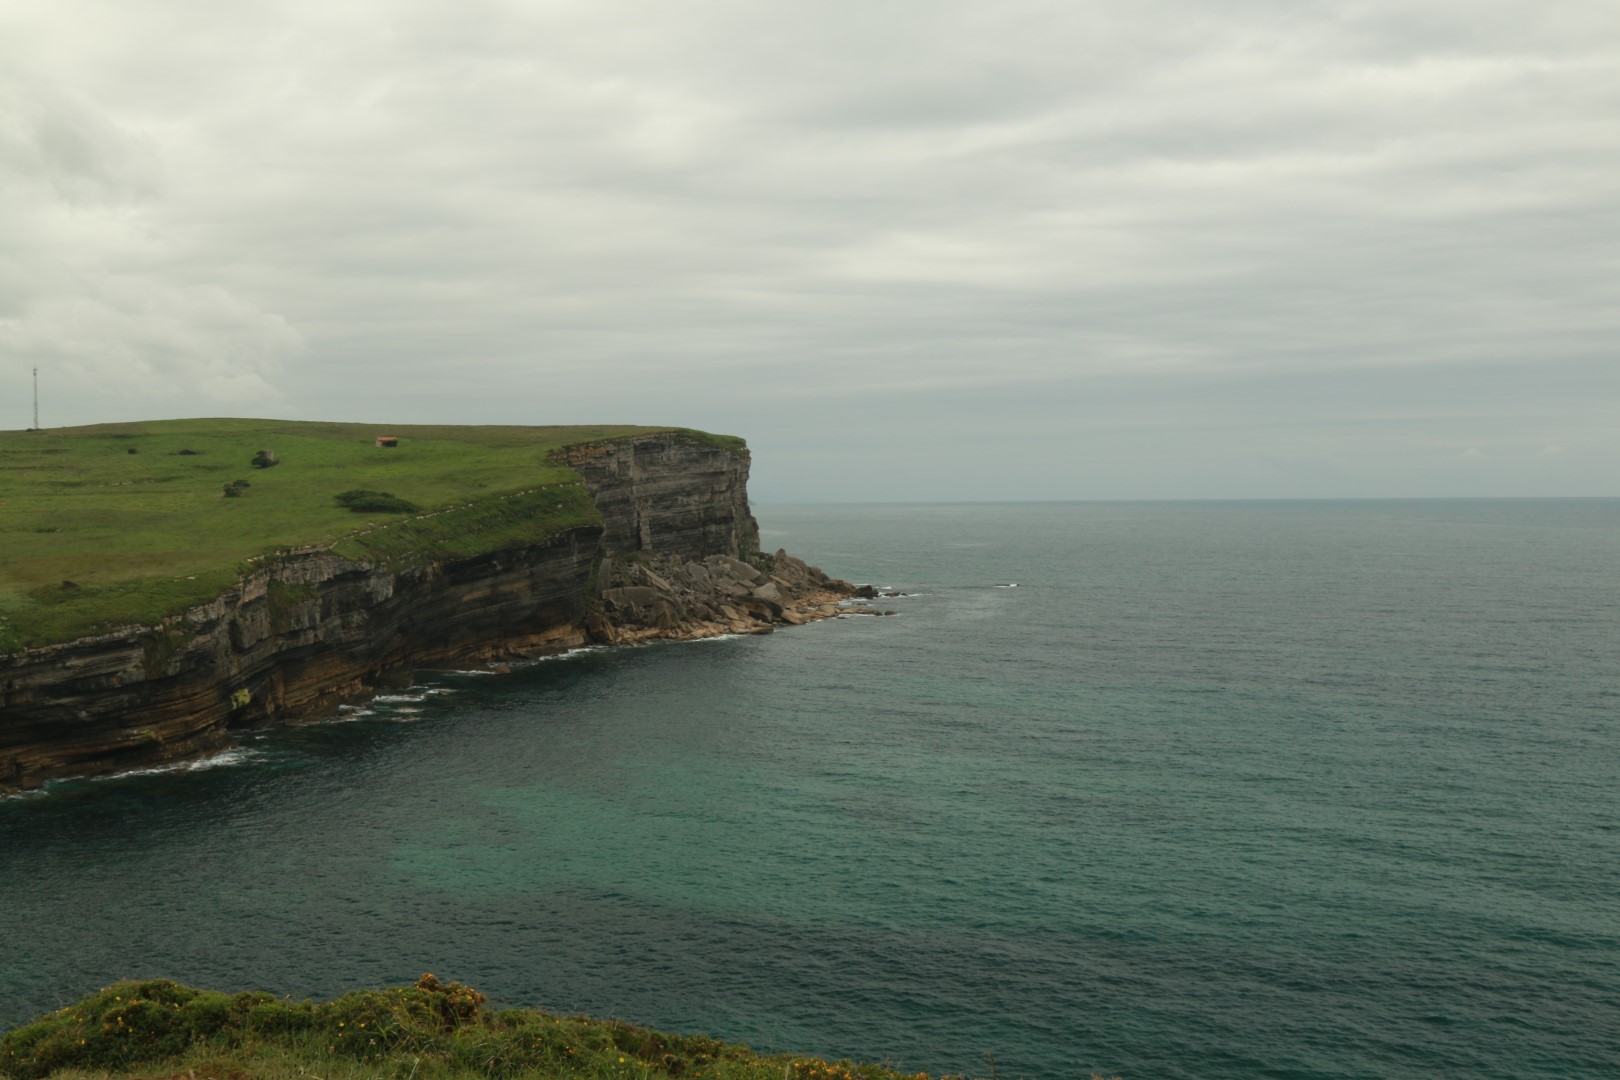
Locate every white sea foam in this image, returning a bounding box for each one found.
[94,747,259,783]
[373,692,429,703]
[511,646,600,667]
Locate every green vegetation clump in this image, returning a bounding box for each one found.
[0,419,739,649]
[0,977,982,1080]
[668,428,749,458]
[335,489,419,513]
[333,484,602,568]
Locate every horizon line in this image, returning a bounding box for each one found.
[752,495,1620,505]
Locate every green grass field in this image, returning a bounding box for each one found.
[0,419,736,650]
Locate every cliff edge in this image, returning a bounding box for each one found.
[0,427,858,792]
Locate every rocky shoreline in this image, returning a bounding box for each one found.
[1,434,886,793]
[583,547,890,647]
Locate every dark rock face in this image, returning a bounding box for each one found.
[557,435,759,560]
[0,530,601,791]
[0,435,846,792]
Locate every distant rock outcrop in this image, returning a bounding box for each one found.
[587,549,857,644]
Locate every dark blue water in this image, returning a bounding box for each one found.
[3,501,1618,1078]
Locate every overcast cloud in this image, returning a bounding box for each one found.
[2,0,1615,498]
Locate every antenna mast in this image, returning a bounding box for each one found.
[33,366,40,430]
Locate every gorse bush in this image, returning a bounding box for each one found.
[0,979,233,1078]
[0,975,488,1079]
[0,977,1005,1080]
[335,489,420,513]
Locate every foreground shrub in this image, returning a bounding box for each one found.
[0,975,485,1079]
[0,979,233,1078]
[0,976,1031,1080]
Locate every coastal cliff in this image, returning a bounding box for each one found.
[0,433,855,792]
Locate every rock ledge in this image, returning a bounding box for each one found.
[587,548,865,644]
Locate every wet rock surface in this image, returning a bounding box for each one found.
[588,549,856,644]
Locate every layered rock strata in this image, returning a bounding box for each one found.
[556,435,759,560]
[0,435,857,793]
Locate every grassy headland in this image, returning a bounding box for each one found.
[0,976,976,1080]
[0,420,740,651]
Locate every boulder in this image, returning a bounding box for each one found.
[603,586,662,609]
[640,567,676,594]
[709,555,765,584]
[743,596,784,621]
[584,610,618,645]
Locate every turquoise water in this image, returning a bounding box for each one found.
[3,500,1618,1078]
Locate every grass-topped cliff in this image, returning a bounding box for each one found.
[0,976,999,1080]
[0,420,745,651]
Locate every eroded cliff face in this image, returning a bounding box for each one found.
[559,434,759,560]
[0,435,849,792]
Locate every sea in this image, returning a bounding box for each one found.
[2,500,1617,1079]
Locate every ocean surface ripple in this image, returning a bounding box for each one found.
[3,500,1618,1079]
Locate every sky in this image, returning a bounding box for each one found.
[1,0,1615,501]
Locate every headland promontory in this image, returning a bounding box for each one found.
[0,420,860,792]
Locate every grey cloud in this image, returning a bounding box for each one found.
[0,70,300,411]
[1,0,1615,497]
[0,74,158,204]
